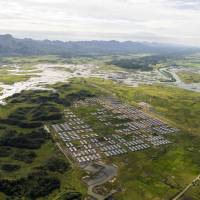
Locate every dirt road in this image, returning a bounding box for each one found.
[172,174,200,200]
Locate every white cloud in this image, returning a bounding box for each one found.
[168,0,200,9]
[0,0,200,46]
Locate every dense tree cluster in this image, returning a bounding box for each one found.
[0,88,95,129]
[9,90,66,104]
[42,157,70,173]
[0,129,48,149]
[0,146,13,157]
[65,90,95,103]
[108,55,171,70]
[12,150,36,163]
[8,88,95,106]
[0,104,62,128]
[1,164,21,172]
[0,170,60,198]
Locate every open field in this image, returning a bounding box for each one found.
[69,78,200,200]
[0,73,34,84]
[181,179,200,200]
[0,56,71,85]
[177,71,200,84]
[0,55,68,66]
[0,65,39,84]
[174,53,200,68]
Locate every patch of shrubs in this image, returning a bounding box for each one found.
[0,135,42,149]
[0,124,6,129]
[185,135,200,167]
[12,150,36,163]
[0,146,13,157]
[0,170,60,198]
[27,171,60,198]
[42,157,70,173]
[0,102,64,129]
[0,118,42,128]
[107,55,171,71]
[1,103,62,128]
[7,86,95,109]
[8,90,64,105]
[1,164,21,172]
[0,128,48,149]
[1,87,95,129]
[27,128,50,140]
[30,103,63,121]
[65,90,95,102]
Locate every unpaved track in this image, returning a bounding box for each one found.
[56,142,74,167]
[172,174,200,200]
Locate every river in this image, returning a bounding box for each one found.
[0,64,199,105]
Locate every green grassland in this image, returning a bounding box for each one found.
[173,53,200,68]
[0,73,34,84]
[0,55,71,84]
[0,55,68,66]
[0,81,100,199]
[0,55,76,85]
[182,181,200,200]
[0,66,37,84]
[85,78,200,135]
[177,71,200,84]
[0,77,199,199]
[77,78,200,200]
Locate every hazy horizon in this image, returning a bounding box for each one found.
[0,32,194,47]
[0,0,200,46]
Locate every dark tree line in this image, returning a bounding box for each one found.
[0,129,48,149]
[108,55,172,70]
[0,170,60,198]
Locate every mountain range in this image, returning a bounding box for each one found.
[0,34,198,57]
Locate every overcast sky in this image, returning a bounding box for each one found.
[0,0,200,46]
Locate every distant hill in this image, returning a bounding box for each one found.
[0,34,198,57]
